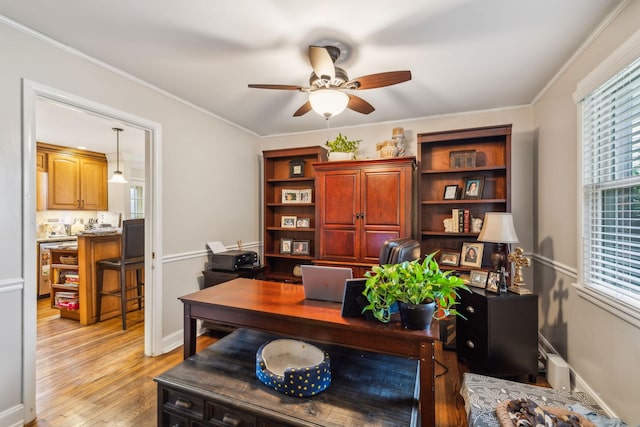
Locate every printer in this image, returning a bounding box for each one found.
[207,250,258,272]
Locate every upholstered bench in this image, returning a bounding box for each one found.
[460,373,609,427]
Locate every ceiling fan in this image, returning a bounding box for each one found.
[248,45,411,119]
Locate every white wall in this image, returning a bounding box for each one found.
[0,18,260,425]
[532,1,640,424]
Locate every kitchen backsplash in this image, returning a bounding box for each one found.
[36,210,122,237]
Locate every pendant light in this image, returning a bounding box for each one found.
[109,127,127,184]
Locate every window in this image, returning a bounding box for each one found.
[130,182,144,219]
[581,55,640,309]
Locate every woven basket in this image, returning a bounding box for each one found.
[59,256,78,265]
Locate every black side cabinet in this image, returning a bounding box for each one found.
[456,288,538,379]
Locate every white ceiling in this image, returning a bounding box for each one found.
[1,0,623,153]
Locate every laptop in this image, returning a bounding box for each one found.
[301,265,353,302]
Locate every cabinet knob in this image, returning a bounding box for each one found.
[174,397,192,409]
[222,413,242,426]
[466,340,475,349]
[465,305,475,314]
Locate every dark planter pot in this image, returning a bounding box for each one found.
[398,301,436,330]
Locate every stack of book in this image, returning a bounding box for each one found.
[451,208,471,233]
[64,273,79,286]
[55,291,79,310]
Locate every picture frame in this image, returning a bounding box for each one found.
[282,189,299,204]
[281,215,297,228]
[440,251,460,266]
[289,159,305,178]
[461,177,485,200]
[280,238,292,254]
[469,270,488,289]
[449,150,477,169]
[443,184,459,200]
[486,271,501,293]
[292,240,310,255]
[460,242,484,268]
[296,217,311,228]
[299,188,312,203]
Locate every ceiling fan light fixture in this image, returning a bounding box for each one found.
[309,89,349,118]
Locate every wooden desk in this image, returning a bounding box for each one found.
[180,278,439,427]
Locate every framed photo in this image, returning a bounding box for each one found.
[450,150,476,169]
[486,271,501,293]
[443,184,459,200]
[461,177,485,200]
[281,215,297,228]
[299,188,312,203]
[440,251,460,266]
[296,217,310,228]
[289,159,305,178]
[292,240,310,255]
[280,238,292,254]
[460,242,484,268]
[282,189,299,203]
[469,270,488,289]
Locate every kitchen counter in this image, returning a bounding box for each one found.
[36,235,77,243]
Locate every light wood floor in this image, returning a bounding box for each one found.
[29,298,473,426]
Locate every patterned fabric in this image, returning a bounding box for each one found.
[506,398,583,426]
[460,373,606,427]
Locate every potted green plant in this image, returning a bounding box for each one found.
[325,133,361,161]
[362,252,470,329]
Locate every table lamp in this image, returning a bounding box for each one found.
[477,213,519,291]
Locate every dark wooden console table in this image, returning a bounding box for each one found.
[179,278,439,427]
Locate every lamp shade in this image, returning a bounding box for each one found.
[477,212,519,243]
[109,127,127,184]
[109,170,128,184]
[309,89,349,118]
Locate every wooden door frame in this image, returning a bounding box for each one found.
[21,80,164,423]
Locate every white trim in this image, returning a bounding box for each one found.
[0,404,25,427]
[21,80,163,423]
[573,25,640,103]
[573,282,640,329]
[162,241,262,264]
[0,278,24,293]
[531,253,577,279]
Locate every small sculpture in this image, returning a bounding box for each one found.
[392,127,406,156]
[507,247,531,294]
[443,217,454,232]
[471,218,483,233]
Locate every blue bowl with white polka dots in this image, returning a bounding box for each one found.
[256,339,331,398]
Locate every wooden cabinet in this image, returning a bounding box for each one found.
[313,157,415,276]
[37,142,108,211]
[262,146,328,282]
[456,288,538,379]
[418,125,511,271]
[155,328,419,427]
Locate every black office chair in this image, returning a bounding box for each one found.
[379,238,421,265]
[96,218,144,330]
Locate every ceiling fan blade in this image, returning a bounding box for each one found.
[347,95,375,115]
[309,46,335,80]
[347,71,412,90]
[293,101,312,117]
[248,84,303,90]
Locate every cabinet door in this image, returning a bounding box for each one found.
[360,167,410,263]
[47,153,80,209]
[318,169,360,262]
[80,157,108,210]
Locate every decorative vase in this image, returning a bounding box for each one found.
[328,152,355,161]
[398,301,436,330]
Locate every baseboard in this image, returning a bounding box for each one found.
[0,404,25,427]
[161,323,207,354]
[537,332,620,419]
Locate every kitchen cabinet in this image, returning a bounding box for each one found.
[37,142,108,211]
[417,125,511,271]
[313,157,415,275]
[456,288,538,379]
[262,146,328,282]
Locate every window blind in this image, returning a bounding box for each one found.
[582,55,640,306]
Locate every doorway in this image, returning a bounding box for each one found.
[22,80,163,423]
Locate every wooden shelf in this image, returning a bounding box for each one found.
[421,199,507,205]
[421,165,507,174]
[266,177,315,183]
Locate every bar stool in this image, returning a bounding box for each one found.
[96,218,144,330]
